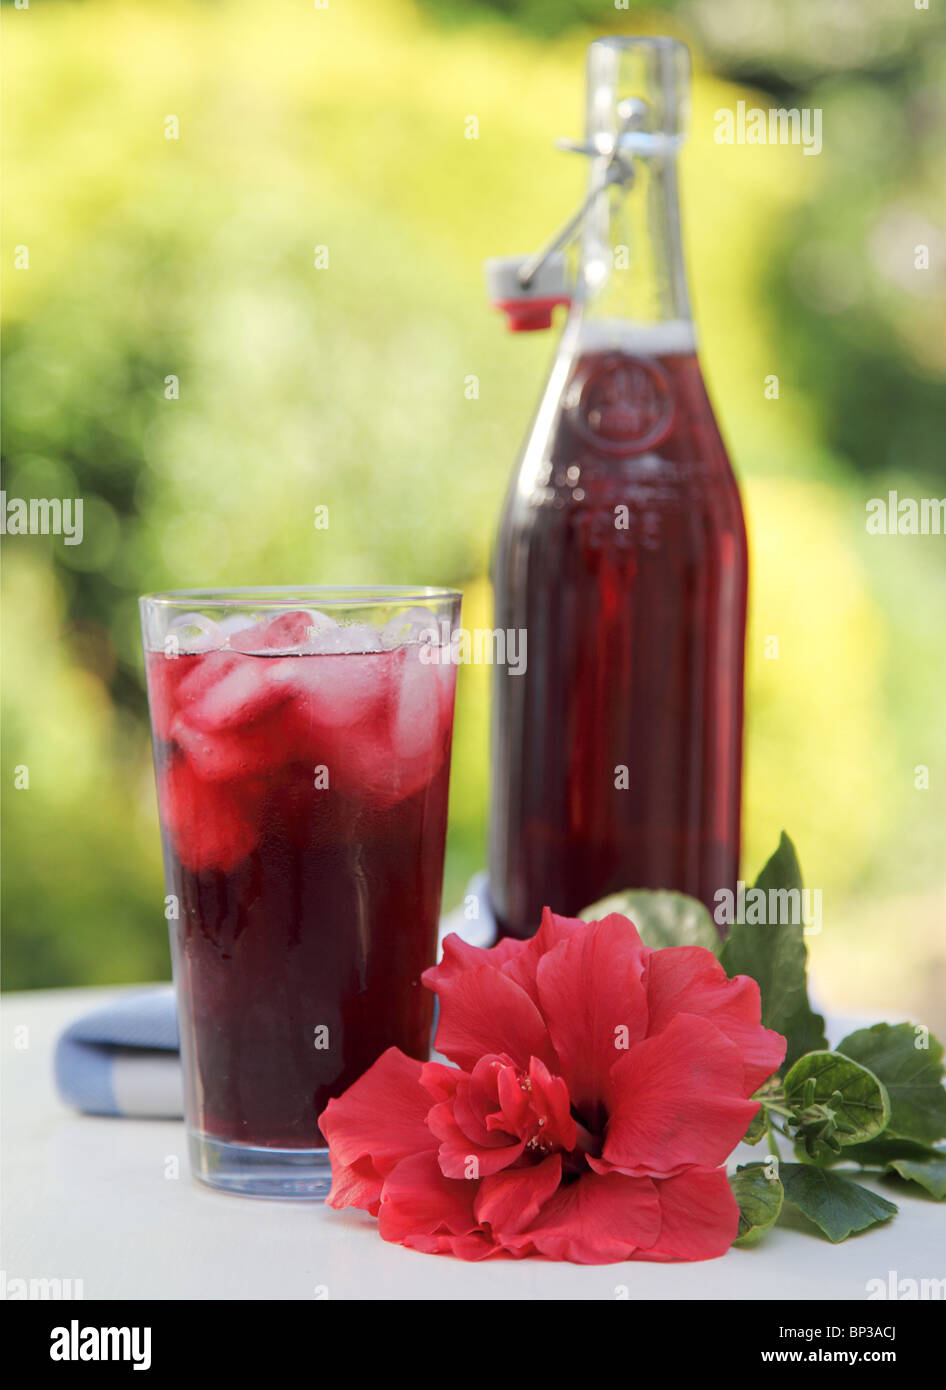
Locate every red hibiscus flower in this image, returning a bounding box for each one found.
[320,909,785,1263]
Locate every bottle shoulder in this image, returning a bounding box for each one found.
[503,422,741,513]
[511,343,732,480]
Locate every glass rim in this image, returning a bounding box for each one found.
[590,35,686,52]
[140,585,462,611]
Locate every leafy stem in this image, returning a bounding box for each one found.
[765,1112,782,1160]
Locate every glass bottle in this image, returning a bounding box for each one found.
[490,37,747,938]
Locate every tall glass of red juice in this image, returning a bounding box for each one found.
[140,588,461,1198]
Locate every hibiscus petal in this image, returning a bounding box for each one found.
[421,932,499,994]
[635,1167,739,1262]
[419,1060,464,1102]
[377,1151,478,1246]
[502,1172,660,1263]
[527,1057,578,1152]
[399,1232,506,1260]
[474,1154,563,1235]
[487,936,536,966]
[422,914,582,1014]
[602,1013,759,1175]
[320,1048,436,1213]
[497,907,585,1005]
[430,963,557,1073]
[428,1098,526,1178]
[495,1063,532,1133]
[462,1057,519,1145]
[325,1154,386,1217]
[535,913,649,1115]
[644,946,786,1093]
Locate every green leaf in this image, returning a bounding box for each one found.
[730,1163,784,1247]
[578,889,721,955]
[742,1075,788,1145]
[840,1136,944,1166]
[805,1134,939,1167]
[883,1158,946,1200]
[780,1164,898,1242]
[742,1108,767,1145]
[837,1023,946,1143]
[719,833,827,1068]
[784,1050,890,1157]
[811,1133,946,1199]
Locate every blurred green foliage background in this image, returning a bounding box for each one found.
[3,0,944,1028]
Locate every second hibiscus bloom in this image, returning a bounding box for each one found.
[321,908,786,1263]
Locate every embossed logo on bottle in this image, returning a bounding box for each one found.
[568,354,675,454]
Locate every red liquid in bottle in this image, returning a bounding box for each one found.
[490,333,747,937]
[145,640,455,1146]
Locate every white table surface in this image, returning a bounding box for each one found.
[3,986,944,1301]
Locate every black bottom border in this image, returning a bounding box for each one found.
[5,1296,940,1374]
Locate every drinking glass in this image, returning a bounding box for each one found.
[140,587,461,1197]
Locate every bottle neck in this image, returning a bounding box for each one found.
[574,152,692,348]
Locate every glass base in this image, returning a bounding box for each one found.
[189,1133,333,1200]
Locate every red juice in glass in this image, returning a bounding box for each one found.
[140,589,460,1197]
